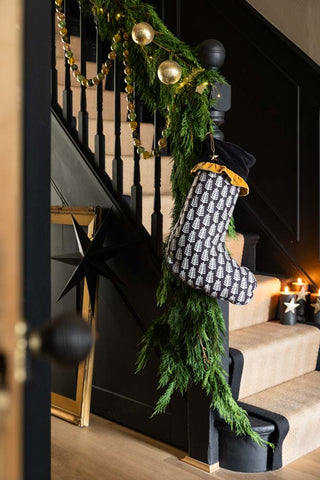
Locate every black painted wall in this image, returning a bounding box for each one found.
[162,0,320,288]
[51,112,189,450]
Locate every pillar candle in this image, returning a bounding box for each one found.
[279,287,299,325]
[310,289,320,325]
[291,277,309,292]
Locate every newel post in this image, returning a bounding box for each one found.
[199,39,231,140]
[184,39,231,472]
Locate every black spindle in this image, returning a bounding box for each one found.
[78,1,88,150]
[94,20,105,171]
[62,0,73,126]
[51,1,58,106]
[112,57,123,197]
[151,112,163,257]
[131,95,142,225]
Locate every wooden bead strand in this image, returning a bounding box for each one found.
[55,0,115,87]
[55,0,170,159]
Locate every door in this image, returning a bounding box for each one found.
[0,0,52,478]
[0,1,24,479]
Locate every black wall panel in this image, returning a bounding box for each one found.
[169,0,320,287]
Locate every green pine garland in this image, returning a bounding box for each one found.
[82,0,272,448]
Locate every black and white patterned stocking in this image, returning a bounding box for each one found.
[166,170,257,305]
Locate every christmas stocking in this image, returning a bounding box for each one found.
[166,135,257,305]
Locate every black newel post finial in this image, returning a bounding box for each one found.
[198,39,231,140]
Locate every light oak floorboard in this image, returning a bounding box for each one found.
[52,414,320,480]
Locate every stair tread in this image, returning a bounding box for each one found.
[229,274,281,331]
[242,370,320,416]
[241,371,320,466]
[230,321,320,399]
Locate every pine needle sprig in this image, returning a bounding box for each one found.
[82,0,266,449]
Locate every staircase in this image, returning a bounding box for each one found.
[227,271,320,471]
[52,11,320,475]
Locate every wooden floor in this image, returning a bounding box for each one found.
[52,414,320,480]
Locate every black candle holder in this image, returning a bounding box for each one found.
[296,289,310,318]
[310,293,320,325]
[279,291,299,325]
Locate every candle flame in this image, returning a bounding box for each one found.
[297,278,302,284]
[285,286,289,293]
[318,288,320,296]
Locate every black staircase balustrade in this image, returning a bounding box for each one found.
[131,94,143,226]
[77,1,89,150]
[151,111,163,257]
[51,1,58,107]
[62,0,74,127]
[112,57,124,198]
[94,18,105,171]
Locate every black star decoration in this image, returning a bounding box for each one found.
[52,209,127,313]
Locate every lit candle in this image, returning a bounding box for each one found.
[291,277,309,292]
[295,286,310,319]
[279,286,299,325]
[310,288,320,325]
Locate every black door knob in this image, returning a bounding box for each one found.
[29,313,93,365]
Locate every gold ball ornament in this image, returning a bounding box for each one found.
[132,22,155,46]
[157,60,182,85]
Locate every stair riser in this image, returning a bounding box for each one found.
[56,56,98,85]
[282,403,320,465]
[105,155,172,196]
[57,84,128,122]
[88,119,154,156]
[55,34,82,60]
[229,275,280,331]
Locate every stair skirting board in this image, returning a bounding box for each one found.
[180,457,219,473]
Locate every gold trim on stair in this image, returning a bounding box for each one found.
[180,456,219,473]
[190,162,249,196]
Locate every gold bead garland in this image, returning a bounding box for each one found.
[55,0,169,159]
[55,0,115,87]
[122,43,169,159]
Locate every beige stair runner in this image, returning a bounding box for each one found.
[242,371,320,466]
[230,321,320,398]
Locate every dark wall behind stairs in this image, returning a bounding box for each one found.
[159,0,320,287]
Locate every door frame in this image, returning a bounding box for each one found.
[23,0,52,478]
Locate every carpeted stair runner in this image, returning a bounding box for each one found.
[228,294,320,468]
[56,34,320,471]
[241,371,320,466]
[230,321,320,398]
